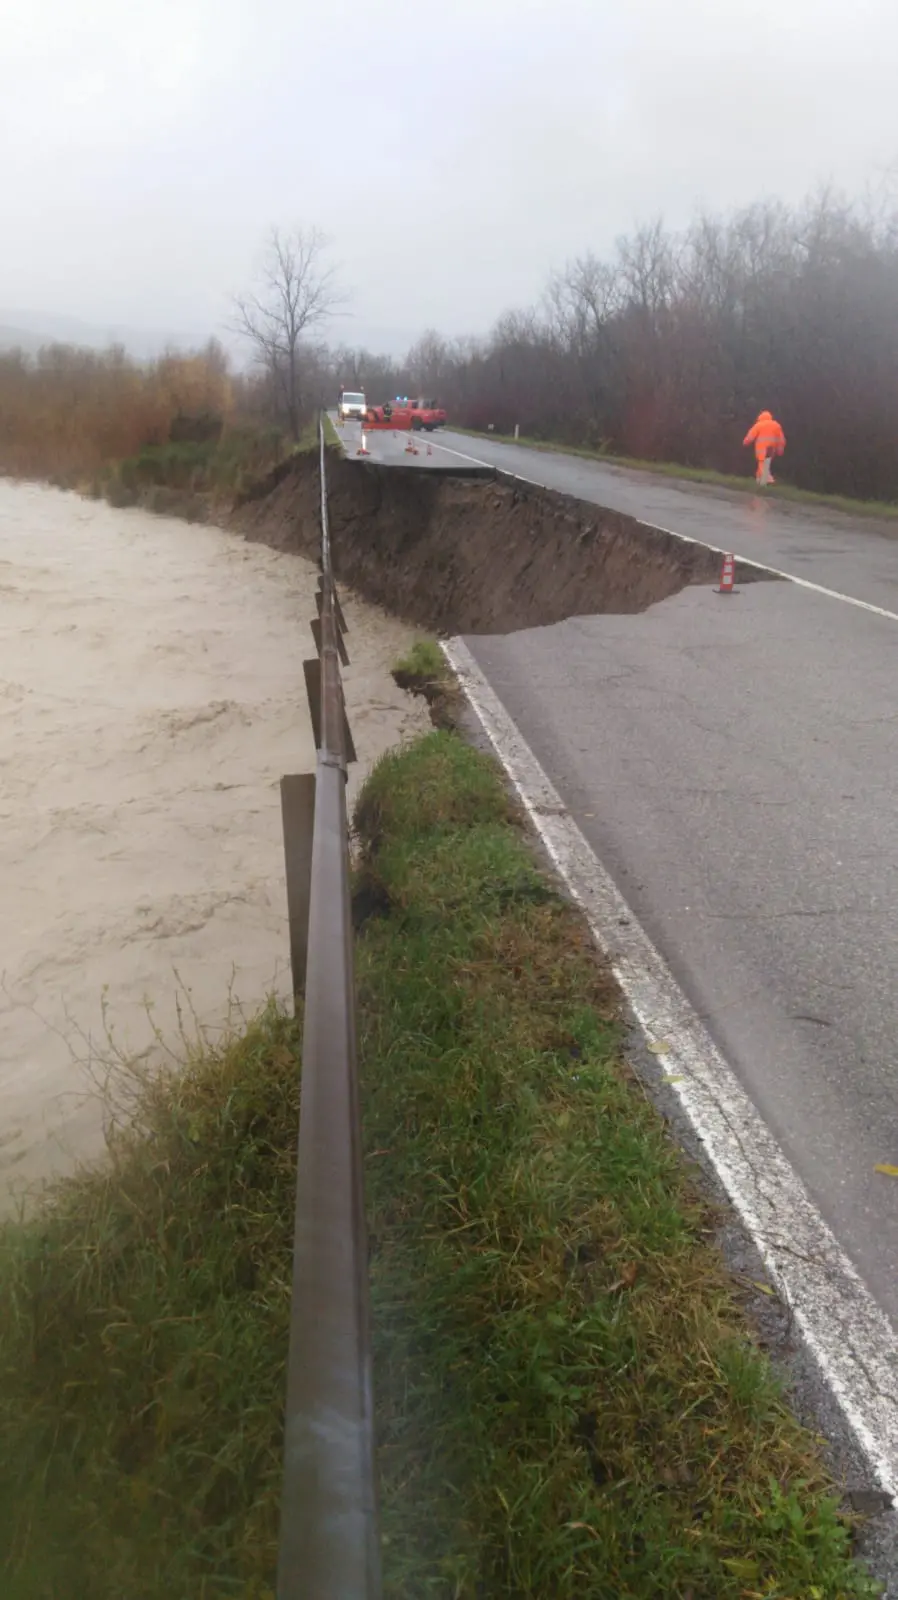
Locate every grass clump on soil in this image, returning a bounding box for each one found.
[454,426,898,520]
[393,637,446,682]
[391,638,458,725]
[390,639,464,733]
[0,730,880,1598]
[355,729,878,1598]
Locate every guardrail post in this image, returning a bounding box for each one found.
[316,585,349,636]
[302,658,322,749]
[311,613,349,668]
[279,774,316,1000]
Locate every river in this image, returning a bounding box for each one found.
[0,480,426,1207]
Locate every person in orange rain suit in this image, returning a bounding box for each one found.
[743,410,786,484]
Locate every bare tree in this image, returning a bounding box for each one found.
[232,226,344,439]
[405,329,450,396]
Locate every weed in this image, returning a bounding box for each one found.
[393,638,447,682]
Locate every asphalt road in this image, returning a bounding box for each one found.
[335,415,898,1328]
[345,415,898,611]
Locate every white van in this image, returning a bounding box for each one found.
[338,390,366,422]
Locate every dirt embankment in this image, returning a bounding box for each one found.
[231,452,773,634]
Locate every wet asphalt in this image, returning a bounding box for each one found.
[335,415,898,1332]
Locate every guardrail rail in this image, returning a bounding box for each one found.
[276,414,381,1600]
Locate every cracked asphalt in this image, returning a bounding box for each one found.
[465,578,898,1331]
[343,414,898,603]
[433,427,898,610]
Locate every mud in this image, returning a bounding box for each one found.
[232,453,774,634]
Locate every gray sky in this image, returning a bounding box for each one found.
[2,0,897,354]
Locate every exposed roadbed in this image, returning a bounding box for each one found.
[231,451,774,633]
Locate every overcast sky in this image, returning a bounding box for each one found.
[2,0,896,354]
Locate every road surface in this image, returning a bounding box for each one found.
[342,415,898,612]
[335,413,898,1340]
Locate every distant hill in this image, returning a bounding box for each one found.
[0,323,51,355]
[0,311,442,364]
[0,310,213,361]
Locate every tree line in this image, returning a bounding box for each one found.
[332,189,898,502]
[0,340,241,483]
[3,188,898,502]
[0,228,339,485]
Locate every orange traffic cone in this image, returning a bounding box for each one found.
[716,552,737,594]
[356,430,370,457]
[404,432,419,455]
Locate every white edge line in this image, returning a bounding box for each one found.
[421,433,898,625]
[443,634,898,1500]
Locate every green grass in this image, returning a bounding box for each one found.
[321,412,341,448]
[452,427,898,521]
[95,415,338,516]
[390,638,459,728]
[0,1007,300,1599]
[97,426,296,514]
[391,637,452,703]
[393,638,446,679]
[355,731,879,1597]
[0,730,881,1597]
[290,419,326,455]
[118,429,287,492]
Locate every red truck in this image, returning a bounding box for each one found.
[409,397,447,431]
[364,397,447,431]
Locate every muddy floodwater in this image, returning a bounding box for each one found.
[0,480,426,1206]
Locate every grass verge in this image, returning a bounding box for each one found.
[355,729,878,1597]
[0,729,881,1596]
[451,427,898,521]
[322,411,341,448]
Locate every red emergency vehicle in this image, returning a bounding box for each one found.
[364,398,447,430]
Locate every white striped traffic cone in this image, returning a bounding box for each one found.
[716,552,737,594]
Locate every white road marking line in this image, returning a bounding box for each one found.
[416,432,546,487]
[424,435,898,624]
[628,518,898,624]
[444,635,898,1499]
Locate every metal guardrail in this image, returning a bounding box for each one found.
[276,414,381,1599]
